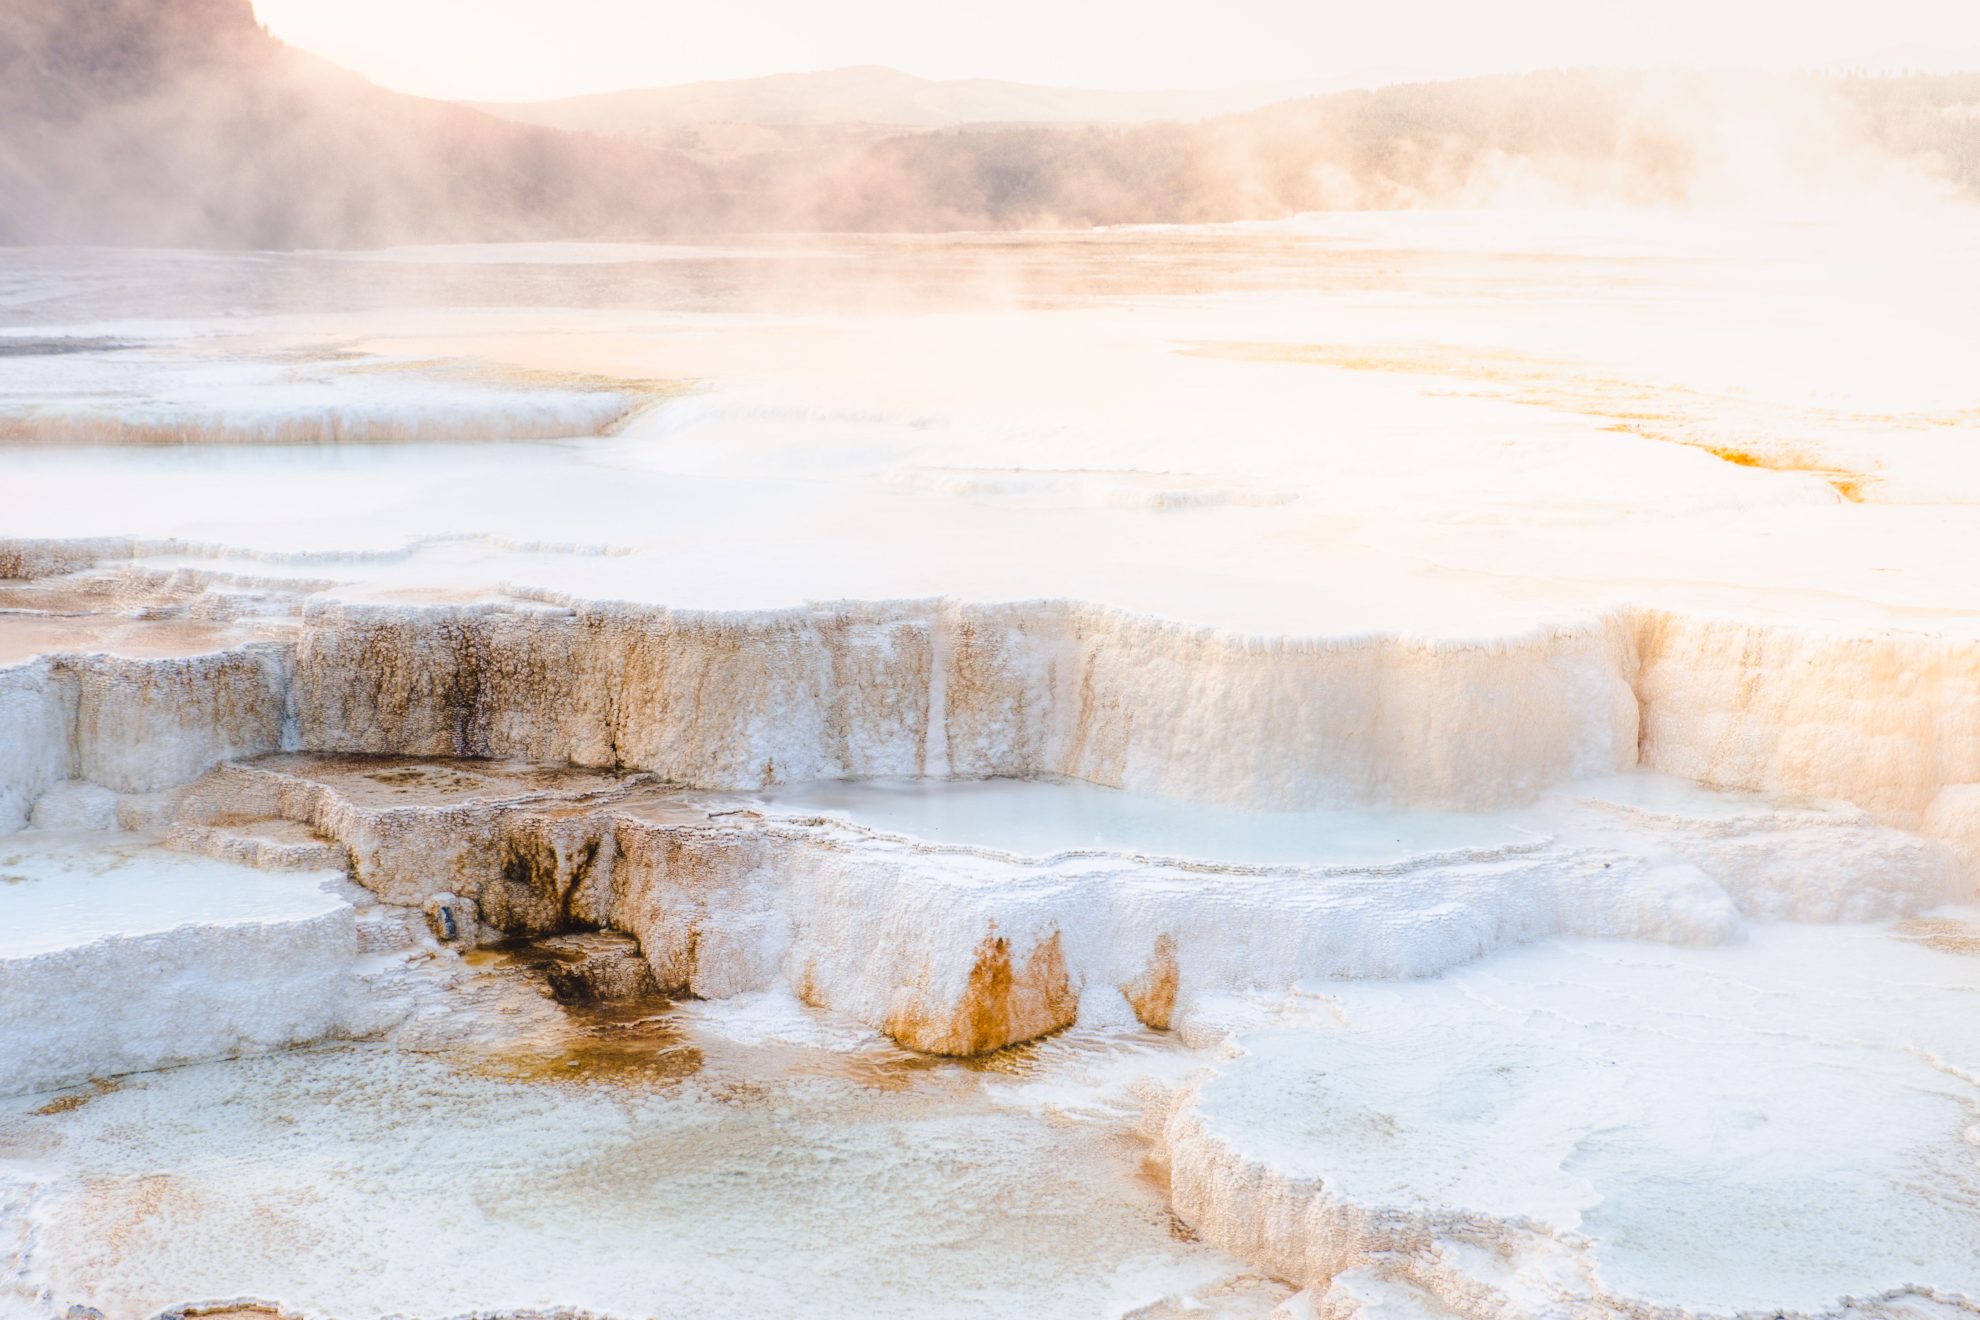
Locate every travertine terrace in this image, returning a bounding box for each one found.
[4,217,1980,1318]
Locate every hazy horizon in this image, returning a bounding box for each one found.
[251,0,1980,104]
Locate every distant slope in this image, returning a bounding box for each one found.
[484,67,1980,231]
[1838,72,1980,188]
[470,66,1311,143]
[731,70,1980,230]
[0,0,710,247]
[2,4,1974,250]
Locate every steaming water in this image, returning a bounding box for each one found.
[4,212,1979,633]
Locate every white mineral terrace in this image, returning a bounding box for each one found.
[2,215,1979,1319]
[0,833,362,1097]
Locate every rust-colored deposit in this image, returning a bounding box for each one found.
[32,1077,122,1116]
[456,937,701,1088]
[1122,933,1180,1031]
[1896,916,1980,957]
[885,928,1078,1056]
[471,1013,705,1089]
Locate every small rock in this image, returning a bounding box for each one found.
[539,933,662,1002]
[422,892,481,949]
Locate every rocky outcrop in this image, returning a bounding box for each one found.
[140,752,1964,1056]
[4,555,1977,1055]
[290,599,1639,812]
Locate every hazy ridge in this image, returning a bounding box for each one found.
[467,65,1319,134]
[4,0,1977,247]
[0,0,711,247]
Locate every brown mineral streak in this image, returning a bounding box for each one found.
[32,1077,122,1116]
[282,594,1655,815]
[1896,916,1980,956]
[1123,932,1180,1031]
[887,928,1078,1055]
[456,937,700,1088]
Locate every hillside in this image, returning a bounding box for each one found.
[714,69,1980,229]
[0,0,710,247]
[484,67,1980,231]
[2,1,1974,248]
[470,65,1316,146]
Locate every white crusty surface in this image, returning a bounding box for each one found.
[0,832,363,1096]
[1163,917,1980,1317]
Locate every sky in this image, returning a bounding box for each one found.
[251,0,1980,103]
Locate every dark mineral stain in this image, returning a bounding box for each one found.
[361,763,486,793]
[460,938,702,1088]
[473,1013,706,1089]
[0,337,133,357]
[33,1077,122,1116]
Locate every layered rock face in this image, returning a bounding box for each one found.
[0,834,366,1095]
[11,586,1959,843]
[4,553,1974,1062]
[1633,610,1980,831]
[7,568,1976,838]
[159,750,1955,1055]
[290,599,1642,809]
[0,647,289,830]
[4,552,1979,1320]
